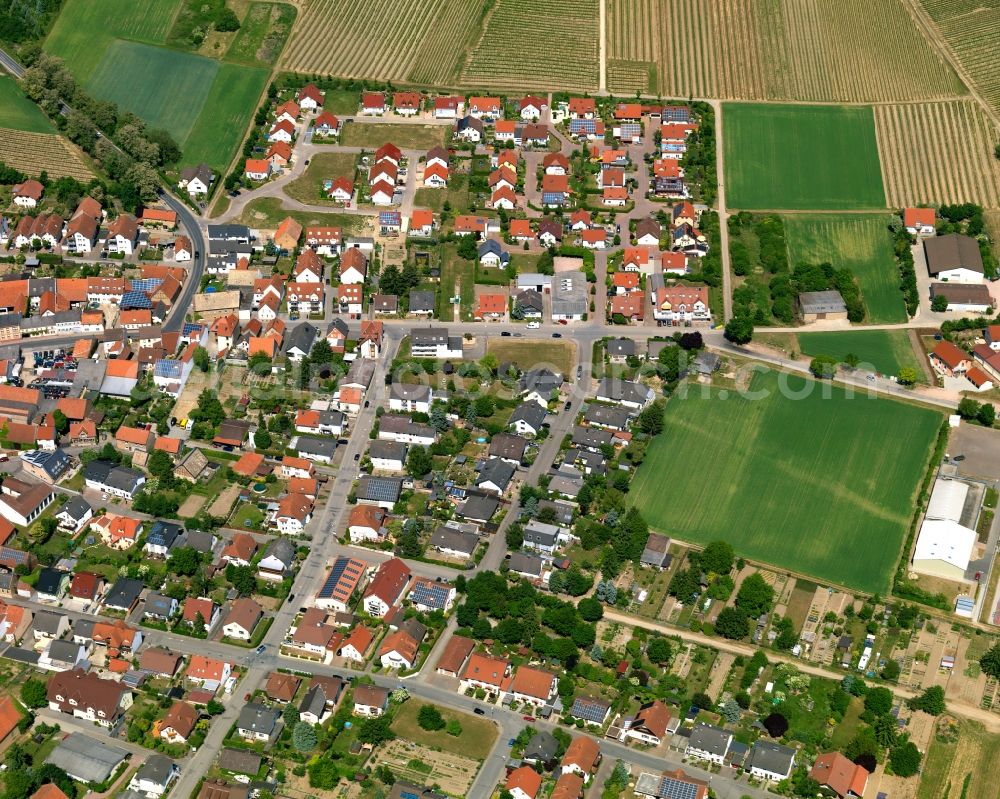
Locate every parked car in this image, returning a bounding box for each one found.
[474,708,485,715]
[526,321,540,329]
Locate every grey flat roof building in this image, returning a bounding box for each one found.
[46,733,129,783]
[798,290,847,315]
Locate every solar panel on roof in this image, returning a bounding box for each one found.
[409,582,446,608]
[183,322,203,335]
[571,697,607,722]
[656,775,702,799]
[154,360,183,378]
[129,278,163,293]
[120,290,152,309]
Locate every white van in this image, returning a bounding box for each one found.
[526,321,540,329]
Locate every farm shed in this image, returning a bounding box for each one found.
[924,234,984,284]
[798,291,847,322]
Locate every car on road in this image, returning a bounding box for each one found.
[354,453,360,461]
[576,365,582,377]
[522,715,536,722]
[305,159,310,165]
[501,331,511,337]
[527,321,540,329]
[287,594,295,602]
[564,401,571,410]
[244,692,251,701]
[364,400,370,408]
[255,645,266,654]
[552,332,562,338]
[474,708,485,715]
[507,738,515,746]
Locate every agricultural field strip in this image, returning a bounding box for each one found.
[0,129,94,180]
[921,0,1000,115]
[283,0,484,84]
[607,0,963,102]
[874,99,1000,207]
[629,371,941,594]
[723,103,886,211]
[461,0,600,91]
[44,0,182,80]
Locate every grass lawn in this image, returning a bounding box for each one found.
[390,699,497,760]
[323,88,361,115]
[487,339,576,378]
[284,151,358,204]
[340,122,448,150]
[437,244,475,321]
[226,2,296,66]
[415,173,471,213]
[45,0,182,79]
[236,197,368,234]
[180,61,269,169]
[723,103,886,210]
[796,330,924,380]
[629,370,941,593]
[784,214,905,323]
[0,77,55,133]
[829,696,864,749]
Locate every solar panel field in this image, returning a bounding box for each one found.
[629,370,942,594]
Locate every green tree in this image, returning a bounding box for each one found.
[931,294,948,312]
[417,704,446,731]
[735,572,775,617]
[229,565,256,596]
[292,721,317,751]
[873,711,898,748]
[51,409,69,436]
[701,540,735,574]
[980,642,1000,679]
[407,445,433,478]
[647,636,671,664]
[193,346,211,372]
[809,355,839,379]
[254,428,272,450]
[308,758,338,789]
[724,314,754,344]
[957,397,981,421]
[897,367,918,386]
[20,678,47,709]
[978,402,996,428]
[908,685,945,715]
[578,596,603,621]
[170,546,202,577]
[357,715,395,745]
[147,448,174,480]
[715,606,750,639]
[864,686,894,717]
[888,740,921,777]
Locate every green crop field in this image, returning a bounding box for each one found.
[180,62,269,168]
[784,214,905,323]
[723,104,886,210]
[0,77,55,133]
[629,370,941,593]
[87,40,218,144]
[796,330,924,380]
[45,0,182,79]
[44,0,273,171]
